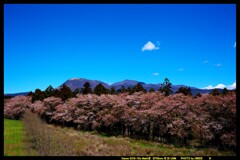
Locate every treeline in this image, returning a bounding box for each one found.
[30,78,233,102]
[30,81,151,102]
[4,92,236,151]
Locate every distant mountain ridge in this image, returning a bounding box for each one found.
[5,78,230,97]
[111,79,145,90]
[59,78,225,96]
[4,92,30,97]
[60,78,110,91]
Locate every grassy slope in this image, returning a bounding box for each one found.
[4,118,26,156]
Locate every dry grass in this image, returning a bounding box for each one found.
[22,111,236,156]
[23,111,76,156]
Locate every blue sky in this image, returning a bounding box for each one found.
[4,4,236,93]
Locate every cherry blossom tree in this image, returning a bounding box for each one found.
[4,96,31,119]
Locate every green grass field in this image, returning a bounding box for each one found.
[4,118,26,156]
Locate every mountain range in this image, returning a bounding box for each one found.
[5,78,227,97]
[59,78,224,96]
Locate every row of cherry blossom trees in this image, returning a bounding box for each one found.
[4,92,236,150]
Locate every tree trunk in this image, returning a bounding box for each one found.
[125,125,128,136]
[149,121,154,141]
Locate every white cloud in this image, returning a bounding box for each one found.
[227,82,236,90]
[214,63,222,67]
[202,81,236,90]
[177,68,184,72]
[214,84,226,89]
[234,42,236,48]
[203,60,208,64]
[152,72,159,76]
[203,85,214,89]
[142,41,159,51]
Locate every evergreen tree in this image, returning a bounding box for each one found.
[82,82,93,94]
[132,83,146,93]
[116,86,126,94]
[27,91,33,96]
[59,84,73,101]
[176,87,192,96]
[158,78,173,96]
[127,87,132,94]
[44,85,55,98]
[53,89,61,98]
[73,88,80,96]
[94,83,109,96]
[210,88,221,96]
[110,87,116,94]
[32,89,45,103]
[149,88,155,92]
[222,88,229,95]
[119,86,126,93]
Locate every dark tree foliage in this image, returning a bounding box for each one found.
[132,83,146,93]
[109,87,116,95]
[59,84,73,101]
[149,88,155,92]
[158,78,173,96]
[176,87,192,96]
[117,86,127,94]
[82,82,93,94]
[27,91,33,96]
[116,89,121,94]
[53,89,61,98]
[222,88,229,95]
[210,88,221,96]
[126,87,132,94]
[44,85,55,98]
[32,89,45,103]
[73,88,80,96]
[121,86,127,93]
[93,83,109,96]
